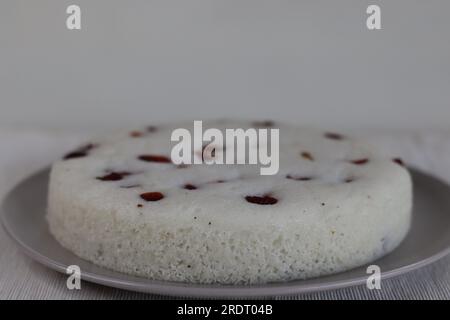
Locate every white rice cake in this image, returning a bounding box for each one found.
[47,120,412,284]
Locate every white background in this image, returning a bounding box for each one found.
[1,0,450,131]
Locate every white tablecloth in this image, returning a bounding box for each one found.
[1,128,450,299]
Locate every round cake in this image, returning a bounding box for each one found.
[47,120,412,284]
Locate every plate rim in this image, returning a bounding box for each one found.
[2,168,450,298]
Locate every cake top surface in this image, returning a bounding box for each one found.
[51,120,409,227]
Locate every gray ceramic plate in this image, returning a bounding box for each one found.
[2,168,450,298]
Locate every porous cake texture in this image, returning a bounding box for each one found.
[47,120,412,284]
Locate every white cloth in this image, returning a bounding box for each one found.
[1,128,450,299]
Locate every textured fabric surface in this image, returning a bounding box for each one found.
[1,128,450,300]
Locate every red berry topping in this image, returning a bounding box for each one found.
[96,171,132,181]
[286,175,313,181]
[324,132,344,140]
[393,158,405,167]
[245,195,278,205]
[350,158,369,165]
[63,151,87,160]
[63,144,97,160]
[138,155,172,163]
[183,184,197,190]
[300,151,314,161]
[130,131,143,138]
[140,192,164,202]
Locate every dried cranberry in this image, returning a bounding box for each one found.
[183,184,197,190]
[96,171,131,181]
[138,155,172,163]
[97,173,123,181]
[63,144,96,160]
[140,192,164,202]
[286,175,313,181]
[393,158,405,167]
[63,151,88,160]
[245,195,278,205]
[300,151,314,161]
[324,132,344,140]
[350,158,369,165]
[130,131,143,138]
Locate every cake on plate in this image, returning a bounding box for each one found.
[47,120,412,284]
